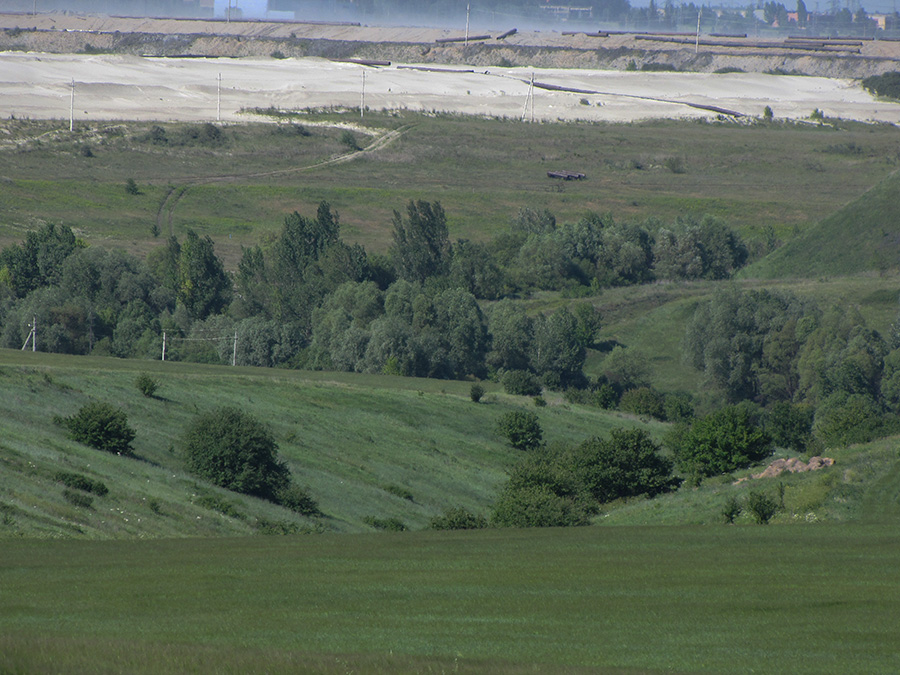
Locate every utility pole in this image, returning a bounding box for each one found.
[161,330,167,361]
[69,79,75,132]
[21,316,36,351]
[521,72,535,123]
[232,330,238,366]
[530,72,534,122]
[217,73,221,122]
[695,9,702,54]
[360,69,365,118]
[465,3,470,47]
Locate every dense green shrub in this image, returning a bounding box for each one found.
[663,392,694,422]
[183,406,318,515]
[275,483,321,516]
[135,373,159,398]
[722,495,742,524]
[470,383,485,402]
[766,401,814,452]
[501,369,542,396]
[568,429,680,503]
[430,506,488,530]
[672,405,773,477]
[382,484,414,501]
[491,448,595,528]
[618,387,666,420]
[496,411,543,451]
[63,489,93,508]
[747,491,778,524]
[54,471,108,497]
[340,129,361,151]
[813,392,884,448]
[363,516,407,531]
[177,122,225,146]
[492,484,590,528]
[62,401,136,456]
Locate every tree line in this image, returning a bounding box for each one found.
[0,200,748,380]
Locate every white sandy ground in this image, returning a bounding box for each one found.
[1,51,899,125]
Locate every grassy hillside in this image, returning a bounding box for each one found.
[2,114,899,266]
[745,168,900,278]
[1,525,898,674]
[3,343,899,541]
[0,349,671,538]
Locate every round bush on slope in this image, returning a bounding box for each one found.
[183,406,291,502]
[64,401,136,456]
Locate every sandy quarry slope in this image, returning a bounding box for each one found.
[3,12,900,78]
[1,13,899,124]
[1,50,898,125]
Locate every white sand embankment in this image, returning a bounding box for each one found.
[1,51,898,124]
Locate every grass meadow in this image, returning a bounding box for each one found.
[1,525,898,673]
[2,113,899,266]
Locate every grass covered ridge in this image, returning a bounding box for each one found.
[746,168,900,278]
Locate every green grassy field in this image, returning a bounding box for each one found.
[3,114,899,266]
[1,525,898,674]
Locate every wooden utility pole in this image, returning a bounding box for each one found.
[21,316,36,351]
[695,10,702,54]
[465,3,470,47]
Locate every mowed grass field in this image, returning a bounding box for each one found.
[1,525,898,674]
[2,113,899,265]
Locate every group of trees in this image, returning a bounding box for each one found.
[684,286,900,449]
[0,202,748,387]
[491,426,681,527]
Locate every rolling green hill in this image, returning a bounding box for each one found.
[3,114,899,267]
[744,168,900,279]
[2,346,898,541]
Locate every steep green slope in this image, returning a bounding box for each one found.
[0,350,668,539]
[744,169,900,279]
